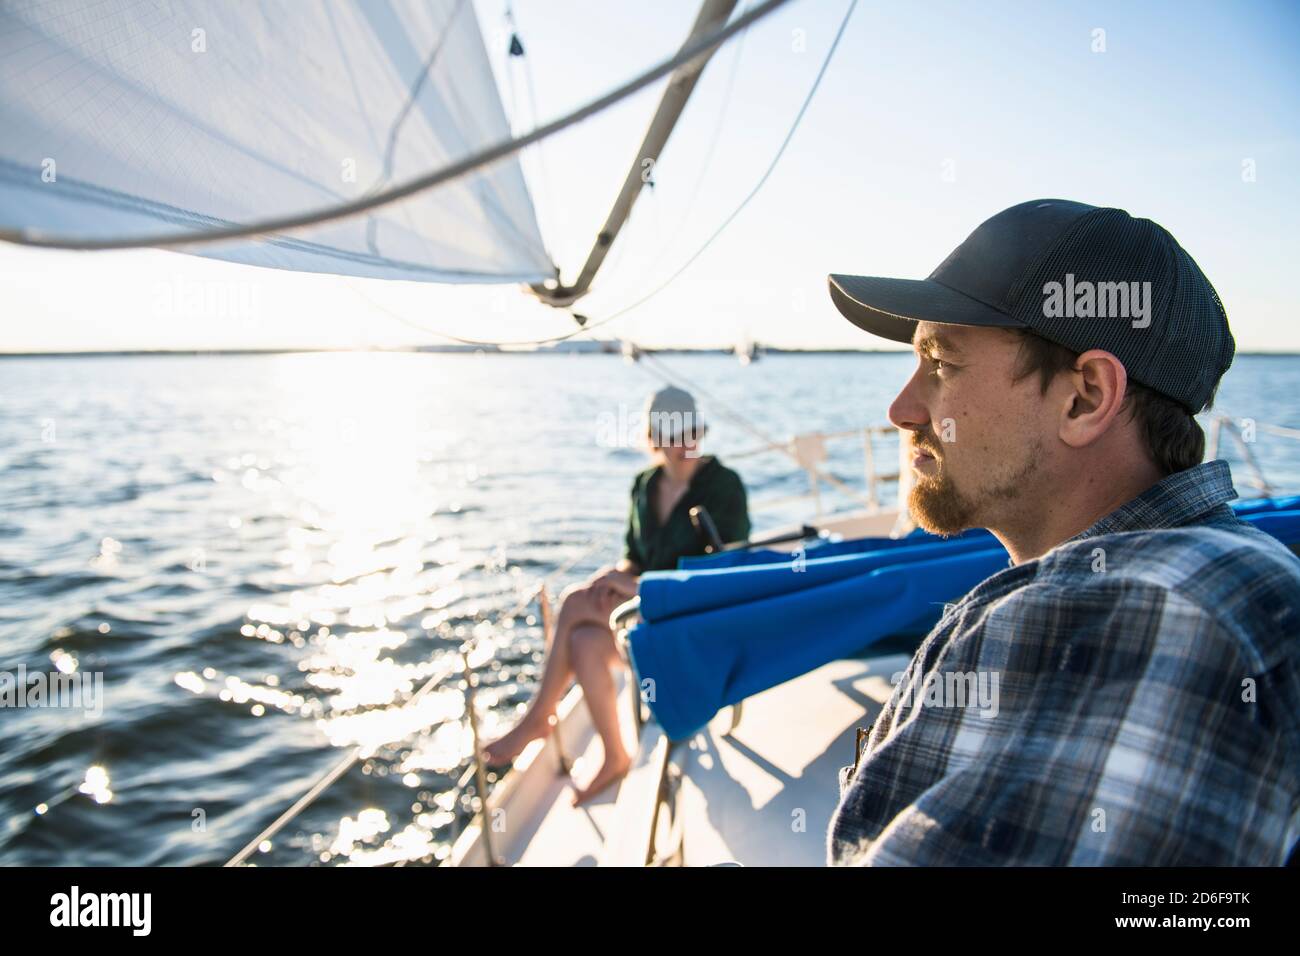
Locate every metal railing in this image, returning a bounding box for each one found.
[727,425,901,518]
[733,416,1300,519]
[1206,413,1300,496]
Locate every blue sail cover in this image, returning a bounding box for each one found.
[630,498,1300,741]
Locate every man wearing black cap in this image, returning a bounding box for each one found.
[826,199,1300,866]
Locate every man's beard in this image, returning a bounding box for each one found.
[907,435,1043,536]
[908,468,978,536]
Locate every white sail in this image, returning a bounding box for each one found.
[0,0,554,284]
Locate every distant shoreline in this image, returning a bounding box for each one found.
[0,346,907,358]
[1,348,1297,358]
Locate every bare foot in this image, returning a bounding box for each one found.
[571,748,633,806]
[481,713,553,767]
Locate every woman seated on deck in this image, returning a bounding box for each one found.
[481,385,751,803]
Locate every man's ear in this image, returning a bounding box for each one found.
[1058,349,1127,449]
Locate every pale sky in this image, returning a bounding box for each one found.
[2,0,1298,353]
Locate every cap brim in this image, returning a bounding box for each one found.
[828,274,1024,344]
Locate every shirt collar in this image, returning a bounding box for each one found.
[1065,458,1239,545]
[657,454,716,488]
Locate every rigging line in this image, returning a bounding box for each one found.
[344,280,596,348]
[625,343,821,485]
[2,0,796,253]
[365,0,471,253]
[581,0,859,335]
[510,2,558,265]
[632,342,880,504]
[631,347,775,447]
[498,2,523,146]
[596,162,662,298]
[458,0,860,347]
[344,269,683,349]
[224,534,613,867]
[501,5,520,125]
[342,0,854,350]
[589,183,639,291]
[463,2,557,269]
[373,0,470,193]
[225,655,460,868]
[465,0,860,347]
[639,1,750,280]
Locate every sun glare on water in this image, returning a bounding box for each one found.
[168,355,538,864]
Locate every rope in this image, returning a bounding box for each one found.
[365,0,471,255]
[513,4,558,264]
[216,0,858,864]
[2,0,794,252]
[583,0,859,338]
[224,656,459,867]
[341,0,858,349]
[630,346,876,505]
[224,535,613,866]
[638,2,750,280]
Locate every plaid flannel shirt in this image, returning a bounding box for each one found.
[828,459,1300,866]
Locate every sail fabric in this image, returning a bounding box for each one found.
[0,0,554,284]
[629,501,1300,741]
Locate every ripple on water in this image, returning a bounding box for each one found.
[4,352,1296,865]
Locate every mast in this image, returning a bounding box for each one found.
[532,0,740,308]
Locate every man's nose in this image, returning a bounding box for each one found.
[888,368,930,434]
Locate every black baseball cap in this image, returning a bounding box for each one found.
[828,199,1235,412]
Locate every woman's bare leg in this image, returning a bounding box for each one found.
[481,582,603,765]
[570,623,632,805]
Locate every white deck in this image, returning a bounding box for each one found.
[511,695,638,867]
[450,651,912,866]
[449,674,638,867]
[675,653,912,867]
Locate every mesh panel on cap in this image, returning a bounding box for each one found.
[1006,208,1234,412]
